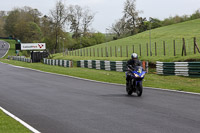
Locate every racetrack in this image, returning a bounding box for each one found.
[0,62,199,133]
[0,40,10,58]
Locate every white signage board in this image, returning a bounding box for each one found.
[21,43,46,50]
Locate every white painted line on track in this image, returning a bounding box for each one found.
[1,41,10,58]
[2,62,200,96]
[0,106,41,133]
[144,87,200,96]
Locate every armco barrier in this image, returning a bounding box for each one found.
[77,60,148,72]
[43,58,73,67]
[10,56,31,63]
[156,61,200,77]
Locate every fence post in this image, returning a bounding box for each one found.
[132,45,134,53]
[193,37,200,54]
[110,46,112,57]
[139,44,141,56]
[93,48,95,57]
[126,45,128,57]
[83,49,85,56]
[182,38,187,56]
[147,43,149,56]
[155,42,157,56]
[120,46,122,57]
[90,48,92,57]
[194,37,196,54]
[101,48,103,57]
[163,41,166,56]
[174,40,176,56]
[115,46,117,57]
[105,47,108,57]
[97,48,99,57]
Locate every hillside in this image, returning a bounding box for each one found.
[52,19,200,62]
[90,19,200,56]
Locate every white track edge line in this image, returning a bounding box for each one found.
[1,61,200,96]
[1,41,10,58]
[0,106,41,133]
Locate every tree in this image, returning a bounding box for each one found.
[123,0,140,35]
[82,8,95,35]
[110,17,127,38]
[15,21,42,42]
[67,5,95,38]
[190,9,200,20]
[50,0,68,50]
[149,17,162,29]
[4,6,42,39]
[4,9,20,36]
[0,11,6,36]
[137,17,148,33]
[67,5,83,38]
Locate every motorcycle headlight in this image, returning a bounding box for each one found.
[134,73,140,77]
[141,74,145,78]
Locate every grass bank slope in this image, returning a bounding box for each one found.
[53,19,200,62]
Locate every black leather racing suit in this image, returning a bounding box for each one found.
[126,59,142,84]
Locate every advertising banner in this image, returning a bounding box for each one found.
[21,43,46,50]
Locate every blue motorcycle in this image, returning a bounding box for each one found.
[126,66,146,96]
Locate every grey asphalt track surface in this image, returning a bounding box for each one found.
[0,62,199,133]
[0,40,10,58]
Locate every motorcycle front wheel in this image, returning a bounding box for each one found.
[126,81,133,95]
[136,82,143,97]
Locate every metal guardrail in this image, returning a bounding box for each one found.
[156,61,200,77]
[77,60,149,72]
[43,58,73,67]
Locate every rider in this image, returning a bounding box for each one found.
[126,53,142,84]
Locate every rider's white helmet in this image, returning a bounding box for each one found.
[131,53,138,59]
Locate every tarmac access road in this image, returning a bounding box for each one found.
[0,62,199,133]
[0,40,10,58]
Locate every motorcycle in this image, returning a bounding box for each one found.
[125,66,146,96]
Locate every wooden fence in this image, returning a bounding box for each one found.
[64,37,200,58]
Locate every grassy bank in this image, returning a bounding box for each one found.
[62,19,200,60]
[0,109,30,133]
[1,59,200,93]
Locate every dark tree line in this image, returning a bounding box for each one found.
[1,0,200,52]
[0,0,105,53]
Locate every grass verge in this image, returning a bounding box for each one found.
[1,59,200,93]
[0,109,30,133]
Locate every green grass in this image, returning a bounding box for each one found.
[1,59,200,93]
[56,19,200,62]
[0,109,31,133]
